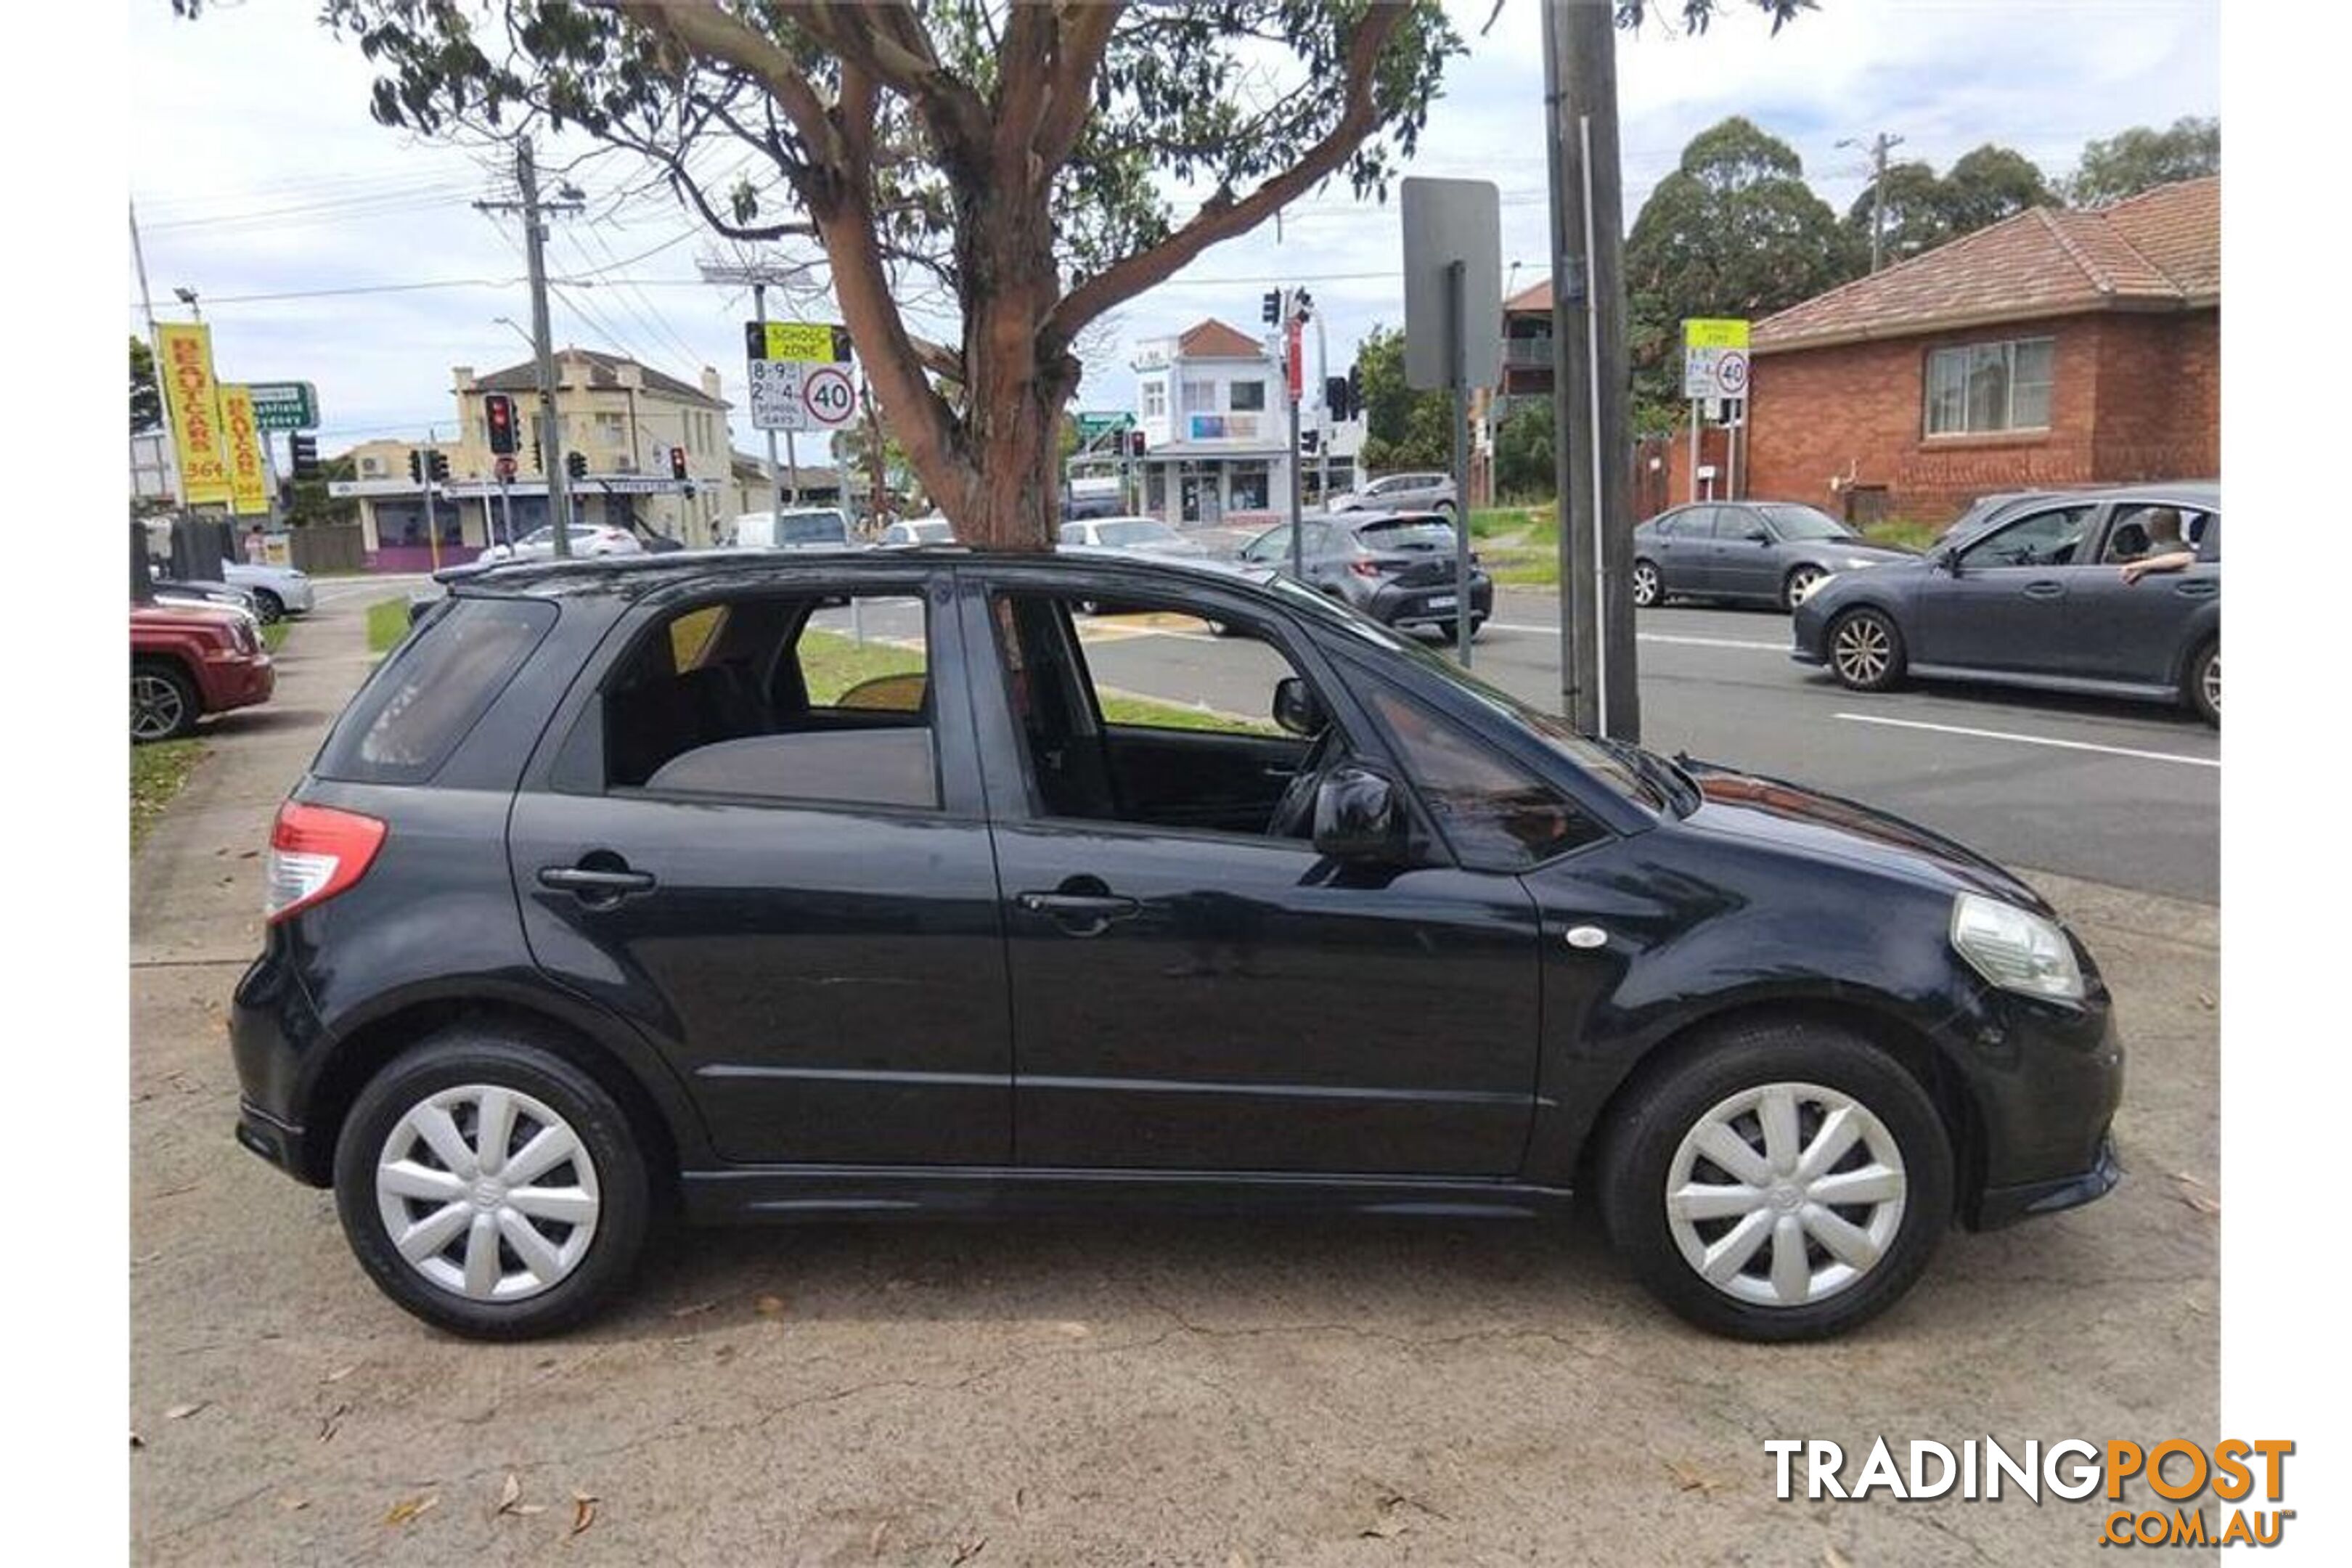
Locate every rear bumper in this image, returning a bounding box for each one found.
[1373,576,1494,627]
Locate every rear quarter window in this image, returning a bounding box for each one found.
[314,597,557,784]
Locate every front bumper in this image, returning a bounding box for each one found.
[1975,1134,2122,1228]
[280,579,316,614]
[1956,981,2126,1229]
[204,654,275,715]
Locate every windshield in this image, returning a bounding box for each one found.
[1097,518,1177,547]
[1757,505,1855,542]
[1355,518,1456,552]
[777,512,846,544]
[1262,576,1669,814]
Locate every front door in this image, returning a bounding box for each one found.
[964,576,1543,1176]
[1914,502,2097,672]
[508,575,1014,1167]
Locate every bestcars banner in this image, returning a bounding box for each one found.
[157,323,232,506]
[219,385,272,517]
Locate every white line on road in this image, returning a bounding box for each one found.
[1834,712,2219,769]
[1487,621,1787,653]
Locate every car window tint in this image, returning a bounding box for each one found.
[1058,523,1087,544]
[1355,517,1455,552]
[1959,505,2094,569]
[1365,682,1605,870]
[316,597,556,784]
[1685,507,1723,539]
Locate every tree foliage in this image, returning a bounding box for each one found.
[1352,324,1450,473]
[131,336,163,435]
[1625,116,1857,427]
[1845,144,2051,266]
[1491,398,1554,501]
[2065,116,2218,208]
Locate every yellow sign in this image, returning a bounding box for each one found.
[761,322,840,362]
[219,385,272,516]
[1683,318,1752,350]
[157,322,232,505]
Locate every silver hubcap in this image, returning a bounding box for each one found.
[131,673,184,740]
[1832,616,1891,685]
[375,1085,600,1302]
[2202,651,2220,711]
[1788,568,1823,606]
[1665,1081,1908,1309]
[1633,564,1659,605]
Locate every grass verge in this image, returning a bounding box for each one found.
[261,620,290,653]
[131,740,205,852]
[799,629,1275,734]
[367,595,414,654]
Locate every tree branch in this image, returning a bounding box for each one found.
[1033,0,1126,168]
[1046,1,1412,340]
[608,0,846,182]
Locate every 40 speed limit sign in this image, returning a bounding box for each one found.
[800,364,858,430]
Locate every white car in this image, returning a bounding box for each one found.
[1055,515,1211,559]
[478,523,644,563]
[728,507,857,551]
[878,516,956,547]
[221,560,314,624]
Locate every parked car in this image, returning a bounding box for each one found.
[878,516,956,547]
[728,507,855,551]
[221,560,316,624]
[1632,502,1919,612]
[1236,511,1492,638]
[152,577,260,618]
[132,601,274,742]
[1328,471,1458,516]
[478,523,644,563]
[1058,515,1213,612]
[1793,483,2220,724]
[232,549,2120,1342]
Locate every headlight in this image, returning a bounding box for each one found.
[1950,892,2083,1001]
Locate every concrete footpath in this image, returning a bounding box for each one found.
[130,588,2217,1566]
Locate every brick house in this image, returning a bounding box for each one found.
[1743,176,2217,525]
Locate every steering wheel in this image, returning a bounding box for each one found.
[1265,725,1341,841]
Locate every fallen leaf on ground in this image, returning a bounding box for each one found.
[1825,1545,1854,1568]
[669,1300,718,1318]
[1665,1460,1720,1495]
[164,1402,207,1421]
[385,1495,438,1527]
[2197,992,2215,1009]
[323,1364,358,1383]
[755,1294,787,1316]
[950,1534,987,1564]
[1053,1320,1091,1339]
[494,1473,523,1516]
[868,1519,890,1556]
[2178,1191,2221,1216]
[2172,1171,2206,1188]
[279,1498,309,1512]
[319,1402,351,1442]
[515,1503,547,1516]
[571,1491,600,1536]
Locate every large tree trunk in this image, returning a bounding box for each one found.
[942,168,1076,550]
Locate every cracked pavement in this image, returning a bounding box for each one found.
[131,585,2216,1565]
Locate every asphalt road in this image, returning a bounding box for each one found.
[817,586,2218,904]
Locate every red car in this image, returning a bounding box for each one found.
[131,603,274,743]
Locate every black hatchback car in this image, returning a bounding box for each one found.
[233,549,2120,1342]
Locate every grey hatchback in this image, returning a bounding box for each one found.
[1632,501,1919,612]
[1238,511,1493,637]
[1793,483,2221,725]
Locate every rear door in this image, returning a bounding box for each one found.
[1651,507,1712,595]
[1912,502,2096,672]
[507,569,1015,1167]
[2067,502,2221,685]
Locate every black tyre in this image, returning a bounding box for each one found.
[1598,1018,1953,1342]
[131,659,200,743]
[2186,638,2218,727]
[1631,559,1662,608]
[1826,606,1906,692]
[1434,617,1485,642]
[334,1030,652,1340]
[1782,565,1826,613]
[249,589,285,626]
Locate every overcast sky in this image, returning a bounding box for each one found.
[127,0,2218,462]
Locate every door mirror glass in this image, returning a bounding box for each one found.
[1312,764,1404,861]
[1745,527,1771,544]
[1271,674,1326,737]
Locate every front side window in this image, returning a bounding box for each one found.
[1925,338,2054,436]
[1365,682,1604,871]
[1959,505,2095,569]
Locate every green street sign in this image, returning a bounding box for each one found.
[245,381,319,432]
[1075,410,1134,439]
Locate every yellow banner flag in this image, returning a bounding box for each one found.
[157,323,232,505]
[219,386,272,516]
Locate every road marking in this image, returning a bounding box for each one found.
[1834,712,2219,769]
[1489,621,1787,653]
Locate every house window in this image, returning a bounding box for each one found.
[1181,379,1218,414]
[1229,380,1267,412]
[1140,379,1167,420]
[595,412,628,446]
[1925,338,2054,436]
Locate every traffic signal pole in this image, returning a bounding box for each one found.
[421,428,441,573]
[515,141,572,558]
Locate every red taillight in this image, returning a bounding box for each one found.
[264,801,386,923]
[1348,558,1381,578]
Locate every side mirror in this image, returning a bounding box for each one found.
[1271,675,1327,738]
[1744,528,1771,544]
[1934,549,1960,575]
[1312,764,1406,862]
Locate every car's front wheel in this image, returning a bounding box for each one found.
[2186,638,2218,727]
[1826,606,1906,692]
[1600,1018,1953,1341]
[131,659,199,743]
[1632,559,1662,608]
[334,1030,651,1340]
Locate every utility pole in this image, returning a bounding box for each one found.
[477,140,584,555]
[1284,290,1307,579]
[128,200,185,510]
[1840,131,1905,274]
[1544,0,1640,740]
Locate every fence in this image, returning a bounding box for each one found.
[289,523,366,575]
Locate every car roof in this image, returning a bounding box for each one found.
[440,545,1264,597]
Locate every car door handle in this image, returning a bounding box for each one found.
[1017,891,1140,919]
[538,862,657,904]
[2173,579,2218,598]
[2021,579,2067,600]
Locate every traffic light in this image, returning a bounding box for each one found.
[1299,428,1320,455]
[669,445,688,481]
[483,393,518,457]
[1347,362,1361,418]
[407,449,425,484]
[1324,375,1352,422]
[428,451,450,483]
[289,433,319,481]
[1261,290,1281,325]
[566,450,588,481]
[1127,429,1147,458]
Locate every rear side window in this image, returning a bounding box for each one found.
[1355,517,1455,552]
[315,597,555,783]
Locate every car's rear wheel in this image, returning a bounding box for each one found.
[131,660,199,743]
[1435,617,1485,642]
[1782,565,1826,611]
[1599,1018,1953,1341]
[1826,607,1906,692]
[2186,639,2218,727]
[1632,559,1662,608]
[248,589,285,626]
[334,1031,650,1340]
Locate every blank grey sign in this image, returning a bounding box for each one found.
[1401,177,1503,391]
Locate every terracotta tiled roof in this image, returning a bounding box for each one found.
[1752,176,2218,354]
[1504,278,1552,314]
[475,346,727,407]
[1177,318,1267,359]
